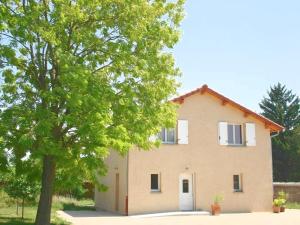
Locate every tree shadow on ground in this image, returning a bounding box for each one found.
[62,202,95,211]
[0,217,33,225]
[0,216,68,225]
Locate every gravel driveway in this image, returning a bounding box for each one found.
[57,209,300,225]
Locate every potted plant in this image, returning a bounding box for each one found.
[211,194,224,215]
[278,191,288,212]
[273,198,281,213]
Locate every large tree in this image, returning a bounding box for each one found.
[0,1,184,224]
[259,83,300,181]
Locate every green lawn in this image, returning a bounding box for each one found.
[0,191,95,225]
[286,202,300,209]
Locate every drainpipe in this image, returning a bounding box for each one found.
[193,172,197,211]
[126,153,129,216]
[271,131,280,138]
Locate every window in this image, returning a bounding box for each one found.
[151,174,160,192]
[182,179,189,193]
[233,174,242,192]
[227,124,242,145]
[160,128,176,144]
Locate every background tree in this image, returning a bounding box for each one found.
[3,172,40,219]
[259,83,300,181]
[0,1,185,224]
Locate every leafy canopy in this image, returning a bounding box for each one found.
[260,83,300,130]
[3,172,40,202]
[0,0,184,187]
[260,83,300,149]
[260,83,300,181]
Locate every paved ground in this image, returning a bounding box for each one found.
[57,209,300,225]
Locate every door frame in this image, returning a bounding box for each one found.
[115,173,119,211]
[179,173,194,211]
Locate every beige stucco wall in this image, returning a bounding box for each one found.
[94,150,128,215]
[127,93,273,214]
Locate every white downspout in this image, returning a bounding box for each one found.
[271,131,280,138]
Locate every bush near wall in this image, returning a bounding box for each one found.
[83,182,94,199]
[274,182,300,202]
[56,182,94,200]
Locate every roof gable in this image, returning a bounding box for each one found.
[172,84,284,133]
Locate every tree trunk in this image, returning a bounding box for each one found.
[16,200,19,215]
[35,155,56,225]
[21,197,24,219]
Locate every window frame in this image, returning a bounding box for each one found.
[150,173,161,192]
[182,179,189,193]
[227,123,243,146]
[233,174,243,192]
[161,128,176,144]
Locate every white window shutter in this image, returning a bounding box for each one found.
[178,120,188,144]
[218,122,228,145]
[246,123,256,146]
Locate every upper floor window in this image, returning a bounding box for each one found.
[219,122,256,147]
[149,120,188,145]
[228,124,242,145]
[161,128,176,144]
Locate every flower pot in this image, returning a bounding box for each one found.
[273,205,280,213]
[280,206,285,212]
[211,204,221,215]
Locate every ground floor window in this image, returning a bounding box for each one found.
[233,174,243,192]
[151,173,160,192]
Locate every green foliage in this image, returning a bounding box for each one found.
[52,196,95,211]
[278,190,288,201]
[260,83,300,149]
[273,198,283,207]
[274,191,288,207]
[286,202,300,209]
[1,171,40,219]
[0,0,184,185]
[260,83,300,181]
[260,83,300,128]
[0,0,184,223]
[273,196,286,207]
[0,192,91,224]
[213,194,224,204]
[3,174,40,203]
[55,183,88,200]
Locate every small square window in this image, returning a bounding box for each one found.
[151,174,160,192]
[233,174,242,192]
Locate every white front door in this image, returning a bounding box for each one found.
[179,174,193,211]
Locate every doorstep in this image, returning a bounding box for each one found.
[130,211,210,218]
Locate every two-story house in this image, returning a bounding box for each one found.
[94,84,283,215]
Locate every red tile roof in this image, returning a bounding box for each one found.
[172,84,284,133]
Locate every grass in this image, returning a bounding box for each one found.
[0,191,95,225]
[286,202,300,209]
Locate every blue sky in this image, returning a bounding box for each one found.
[173,0,300,112]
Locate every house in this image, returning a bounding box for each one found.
[94,84,284,215]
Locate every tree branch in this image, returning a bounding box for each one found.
[2,2,19,16]
[0,33,31,52]
[92,60,114,74]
